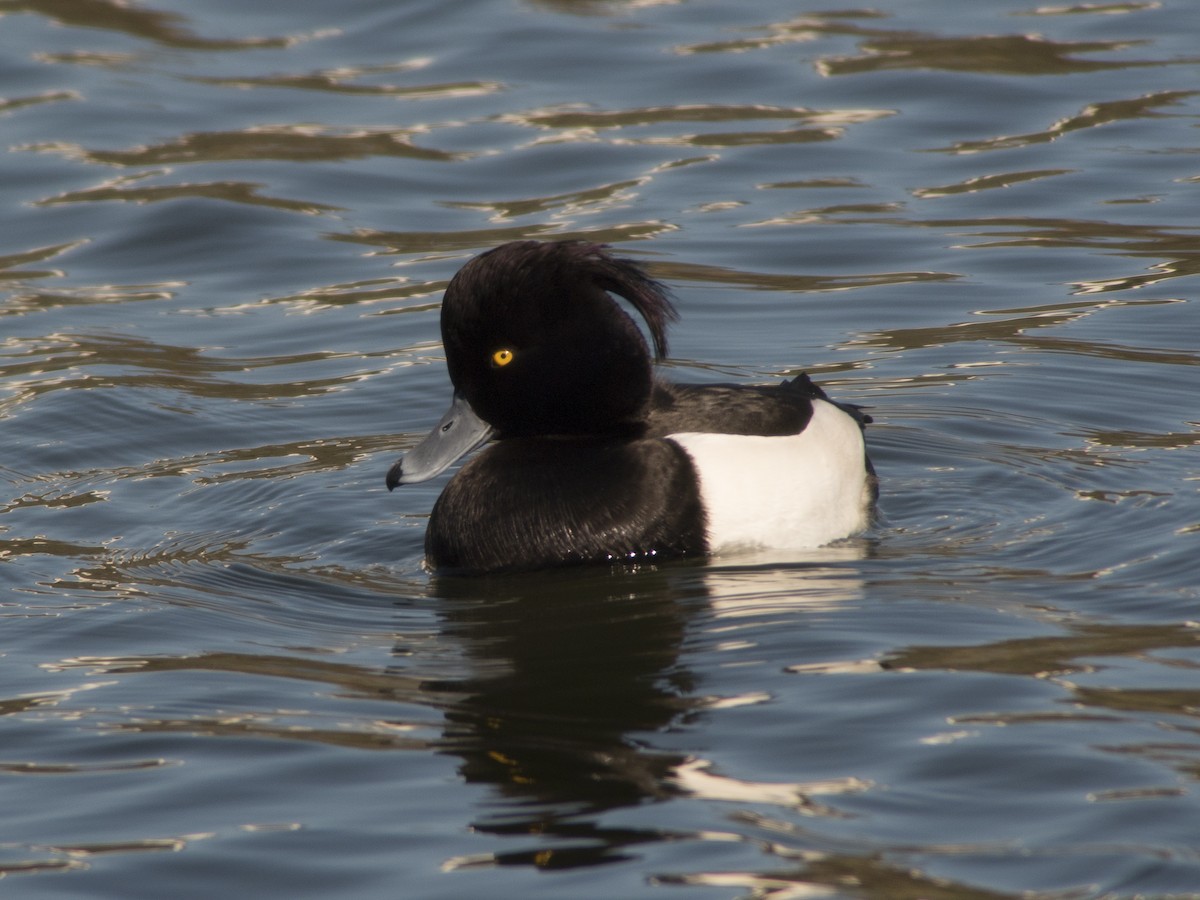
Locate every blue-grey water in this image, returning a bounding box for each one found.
[3,0,1200,897]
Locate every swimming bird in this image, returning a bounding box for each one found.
[386,240,876,574]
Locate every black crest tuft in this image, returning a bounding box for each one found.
[554,242,678,360]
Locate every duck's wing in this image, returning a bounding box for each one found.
[646,373,871,438]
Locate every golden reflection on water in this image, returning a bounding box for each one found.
[505,103,855,129]
[330,221,676,256]
[443,177,647,222]
[0,332,391,403]
[646,259,957,294]
[0,0,296,50]
[503,102,892,149]
[0,240,85,284]
[818,32,1169,78]
[806,209,1200,296]
[0,89,78,114]
[1020,3,1163,15]
[886,622,1200,677]
[32,126,467,167]
[937,90,1199,154]
[855,293,1195,362]
[36,173,343,215]
[193,65,503,101]
[912,168,1076,199]
[676,4,1194,85]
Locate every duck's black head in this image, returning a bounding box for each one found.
[440,240,677,438]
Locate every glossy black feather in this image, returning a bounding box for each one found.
[646,378,815,437]
[425,436,707,574]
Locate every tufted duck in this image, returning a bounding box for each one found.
[387,240,876,574]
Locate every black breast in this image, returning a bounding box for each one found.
[425,437,708,574]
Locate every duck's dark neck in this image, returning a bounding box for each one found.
[494,417,648,442]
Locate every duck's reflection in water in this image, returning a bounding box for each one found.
[424,547,870,872]
[428,566,697,868]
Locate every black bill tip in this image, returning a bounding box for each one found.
[385,459,405,491]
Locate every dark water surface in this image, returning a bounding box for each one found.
[3,0,1200,896]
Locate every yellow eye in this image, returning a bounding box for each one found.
[492,348,514,367]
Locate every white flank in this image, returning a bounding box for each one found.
[669,399,872,554]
